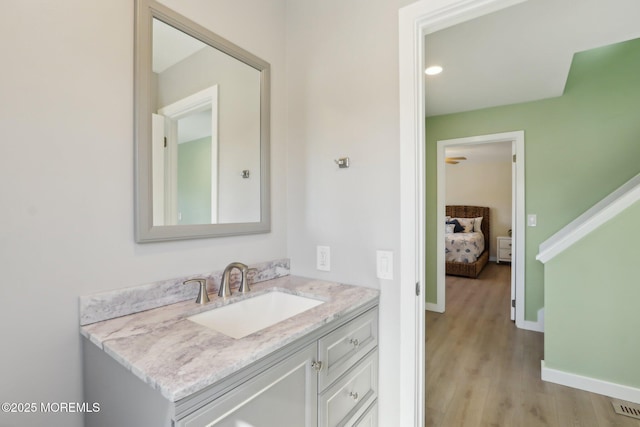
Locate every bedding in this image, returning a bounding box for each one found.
[445,205,491,278]
[445,231,485,263]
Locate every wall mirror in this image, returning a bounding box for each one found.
[135,0,270,242]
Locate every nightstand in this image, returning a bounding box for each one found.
[497,236,512,263]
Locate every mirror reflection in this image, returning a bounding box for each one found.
[151,18,262,226]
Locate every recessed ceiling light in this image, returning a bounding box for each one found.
[425,65,443,76]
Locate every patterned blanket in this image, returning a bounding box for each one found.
[445,232,485,263]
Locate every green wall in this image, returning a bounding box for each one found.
[178,137,212,225]
[425,38,640,321]
[544,200,640,388]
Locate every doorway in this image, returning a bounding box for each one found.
[433,131,525,327]
[398,1,528,425]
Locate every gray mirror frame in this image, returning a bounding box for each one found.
[134,0,271,242]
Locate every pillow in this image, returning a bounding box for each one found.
[445,224,455,234]
[453,217,475,233]
[473,217,483,232]
[445,215,451,222]
[446,219,464,233]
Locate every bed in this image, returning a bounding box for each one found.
[445,205,490,279]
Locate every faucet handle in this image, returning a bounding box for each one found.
[239,268,258,294]
[184,279,210,304]
[237,264,252,293]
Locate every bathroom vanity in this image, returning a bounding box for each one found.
[81,274,379,427]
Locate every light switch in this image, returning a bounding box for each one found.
[376,250,394,280]
[528,214,537,227]
[317,246,330,271]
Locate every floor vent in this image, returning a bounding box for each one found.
[612,400,640,420]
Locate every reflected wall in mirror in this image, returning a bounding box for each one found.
[135,0,270,242]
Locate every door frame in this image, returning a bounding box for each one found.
[158,85,219,224]
[398,0,528,425]
[433,132,525,328]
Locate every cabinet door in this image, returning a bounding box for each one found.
[177,343,318,427]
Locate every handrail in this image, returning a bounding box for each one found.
[537,172,640,264]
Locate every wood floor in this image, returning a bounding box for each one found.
[425,262,640,427]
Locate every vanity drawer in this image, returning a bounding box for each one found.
[318,350,378,427]
[354,400,377,427]
[318,308,378,390]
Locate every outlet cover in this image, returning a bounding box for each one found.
[317,246,330,271]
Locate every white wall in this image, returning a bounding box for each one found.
[445,160,512,259]
[0,1,286,426]
[285,0,415,424]
[1,0,417,425]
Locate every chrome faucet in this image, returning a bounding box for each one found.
[219,262,250,297]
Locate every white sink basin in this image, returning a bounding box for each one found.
[187,291,324,339]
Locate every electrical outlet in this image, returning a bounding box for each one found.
[317,246,330,271]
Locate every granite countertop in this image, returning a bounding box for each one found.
[80,275,379,402]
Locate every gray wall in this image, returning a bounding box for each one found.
[0,1,287,426]
[285,0,415,425]
[1,0,416,426]
[156,37,261,224]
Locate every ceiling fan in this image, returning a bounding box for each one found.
[445,156,467,164]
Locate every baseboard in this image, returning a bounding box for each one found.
[519,320,544,332]
[517,307,544,332]
[541,361,640,404]
[425,302,444,313]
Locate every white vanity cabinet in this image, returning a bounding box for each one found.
[83,303,378,427]
[176,307,379,427]
[317,308,378,427]
[177,307,378,427]
[176,343,318,427]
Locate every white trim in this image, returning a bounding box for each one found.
[521,321,544,333]
[158,86,219,225]
[541,361,640,404]
[537,172,640,263]
[399,3,425,424]
[435,132,527,329]
[158,86,218,118]
[425,302,441,313]
[519,307,544,332]
[399,1,529,425]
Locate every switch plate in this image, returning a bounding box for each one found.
[376,250,394,280]
[528,214,537,227]
[317,246,330,271]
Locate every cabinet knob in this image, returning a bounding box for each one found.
[349,391,359,400]
[311,361,323,372]
[349,338,359,348]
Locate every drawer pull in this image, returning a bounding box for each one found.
[311,361,323,372]
[349,338,360,348]
[349,391,359,400]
